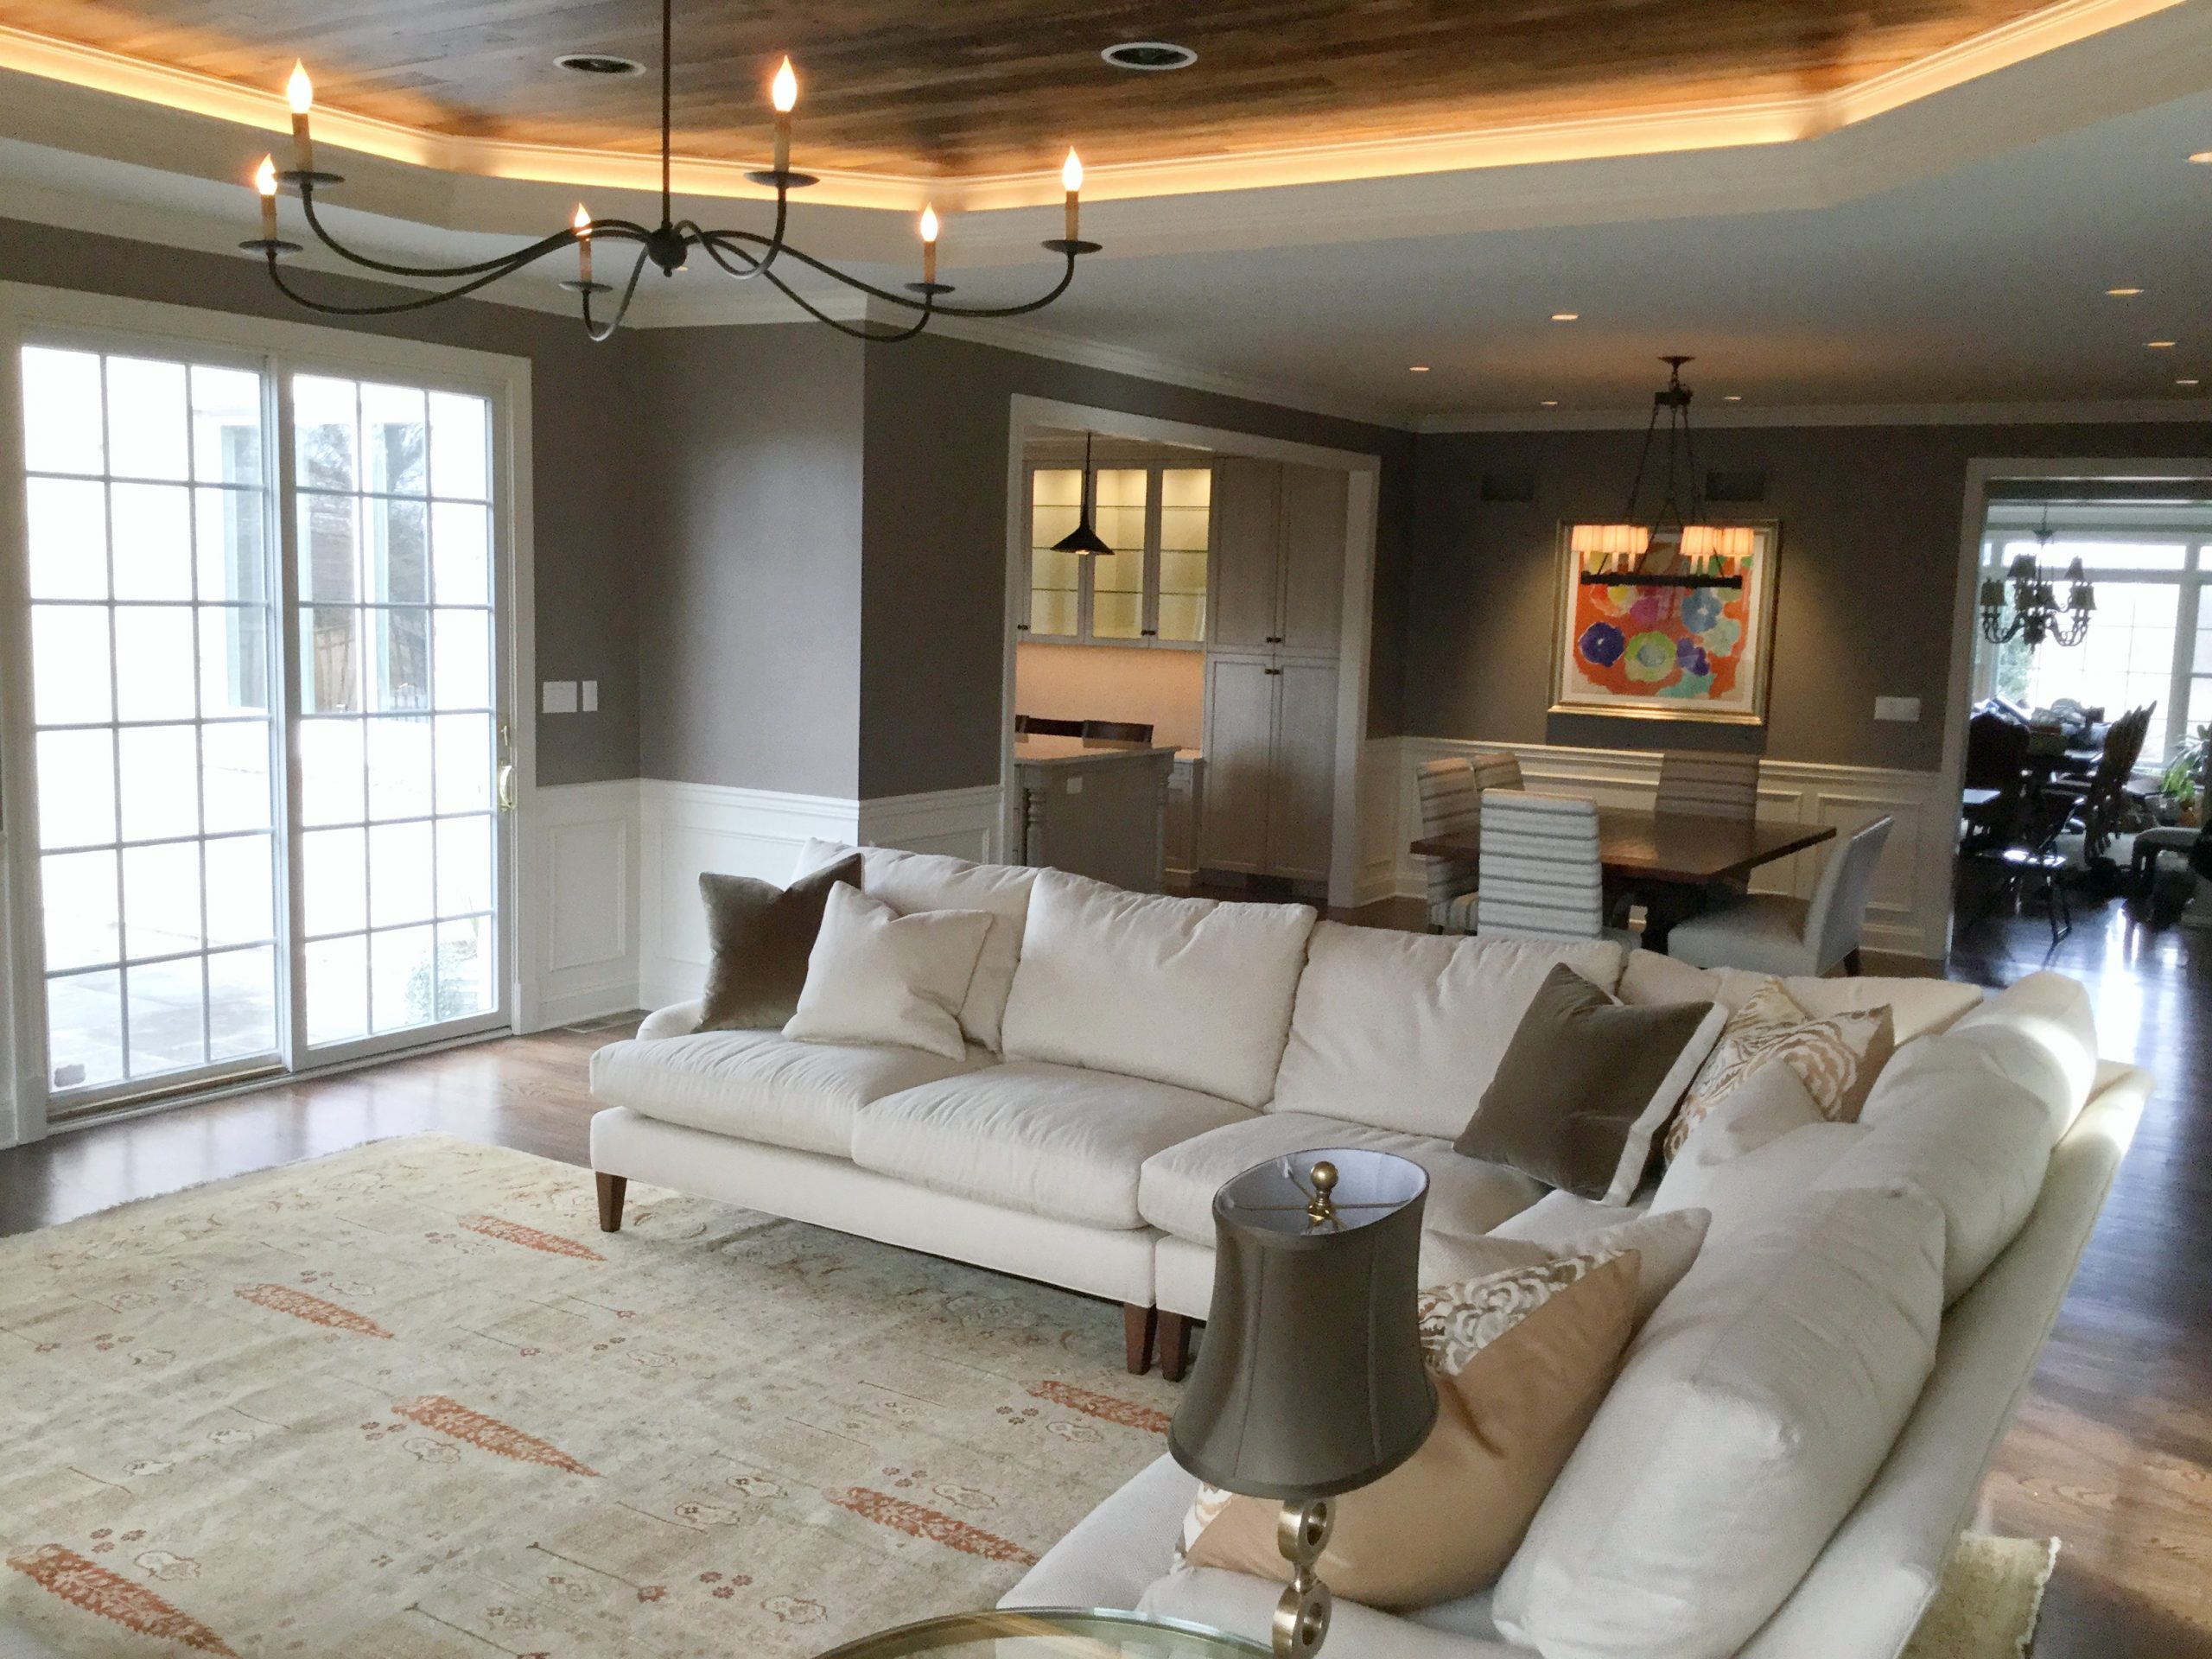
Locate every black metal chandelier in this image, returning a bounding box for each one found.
[241,0,1100,342]
[1574,354,1752,590]
[1980,505,2095,650]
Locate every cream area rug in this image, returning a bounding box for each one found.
[0,1135,1184,1657]
[1903,1534,2060,1659]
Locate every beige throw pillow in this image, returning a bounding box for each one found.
[782,885,992,1060]
[1178,1249,1641,1610]
[1663,980,1893,1162]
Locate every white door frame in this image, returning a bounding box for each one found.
[1001,393,1382,907]
[0,283,535,1148]
[1941,454,2212,959]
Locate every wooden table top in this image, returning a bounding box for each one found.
[1411,808,1836,885]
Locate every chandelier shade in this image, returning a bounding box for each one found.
[1577,357,1751,590]
[240,0,1099,343]
[1979,508,2094,651]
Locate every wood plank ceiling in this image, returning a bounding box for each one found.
[0,0,2056,176]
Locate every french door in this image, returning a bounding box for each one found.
[7,331,513,1118]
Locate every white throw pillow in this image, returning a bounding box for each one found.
[1270,922,1628,1139]
[999,870,1316,1108]
[1599,998,1728,1205]
[1492,1185,1946,1659]
[1422,1206,1712,1330]
[794,838,1035,1052]
[1648,1085,1866,1243]
[783,885,992,1061]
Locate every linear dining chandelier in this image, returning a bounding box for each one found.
[241,0,1100,341]
[1573,355,1754,589]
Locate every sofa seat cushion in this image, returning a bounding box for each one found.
[1137,1113,1545,1251]
[588,1030,983,1158]
[853,1061,1255,1230]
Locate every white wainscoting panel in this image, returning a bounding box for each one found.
[523,780,643,1031]
[859,785,1006,862]
[1366,736,1952,961]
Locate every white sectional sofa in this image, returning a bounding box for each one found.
[586,840,2148,1657]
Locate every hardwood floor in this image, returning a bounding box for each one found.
[3,893,2209,1651]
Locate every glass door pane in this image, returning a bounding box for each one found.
[1089,467,1149,639]
[19,344,280,1109]
[1027,467,1082,639]
[1157,467,1212,645]
[291,374,500,1052]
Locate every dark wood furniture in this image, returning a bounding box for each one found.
[1410,809,1835,950]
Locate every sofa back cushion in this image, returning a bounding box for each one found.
[1617,950,1984,1044]
[1946,969,2099,1135]
[999,870,1317,1108]
[1492,1185,1945,1659]
[1269,923,1626,1139]
[796,840,1035,1052]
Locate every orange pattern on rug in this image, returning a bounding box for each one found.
[458,1212,604,1260]
[8,1546,236,1656]
[825,1489,1039,1566]
[1028,1380,1173,1435]
[392,1395,599,1477]
[230,1282,392,1338]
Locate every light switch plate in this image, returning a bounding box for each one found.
[582,680,600,713]
[1065,777,1084,794]
[542,679,579,715]
[1873,696,1921,723]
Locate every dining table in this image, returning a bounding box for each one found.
[1410,807,1837,951]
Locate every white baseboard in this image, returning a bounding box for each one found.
[1364,735,1953,960]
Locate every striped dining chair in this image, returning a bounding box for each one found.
[1656,751,1761,822]
[1417,753,1526,932]
[1477,791,1637,945]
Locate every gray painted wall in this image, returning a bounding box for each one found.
[1400,422,2211,772]
[630,325,868,798]
[0,216,641,786]
[856,332,1414,798]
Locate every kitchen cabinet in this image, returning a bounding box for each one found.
[1020,461,1213,648]
[1208,458,1346,658]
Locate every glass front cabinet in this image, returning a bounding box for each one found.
[1023,459,1213,648]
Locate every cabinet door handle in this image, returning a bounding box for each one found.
[1141,628,1157,637]
[1266,635,1283,644]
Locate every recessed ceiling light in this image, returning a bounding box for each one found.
[1550,312,1580,322]
[2107,286,2145,296]
[556,52,645,75]
[1541,399,1560,407]
[2148,340,2178,348]
[2179,378,2202,387]
[1102,41,1198,71]
[1408,365,1431,373]
[2192,151,2212,163]
[1723,394,1743,403]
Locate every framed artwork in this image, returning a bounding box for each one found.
[1549,521,1781,725]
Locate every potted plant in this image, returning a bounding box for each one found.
[2162,723,2211,826]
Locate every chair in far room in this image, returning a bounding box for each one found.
[1476,791,1637,945]
[1667,815,1894,975]
[1416,753,1524,932]
[1082,719,1155,744]
[1655,750,1761,822]
[1015,715,1085,736]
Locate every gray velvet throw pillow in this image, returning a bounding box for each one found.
[1456,963,1713,1199]
[696,853,863,1032]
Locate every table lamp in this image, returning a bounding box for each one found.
[1168,1148,1436,1658]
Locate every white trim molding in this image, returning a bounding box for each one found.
[1366,735,1954,961]
[519,781,641,1032]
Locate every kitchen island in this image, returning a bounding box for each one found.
[1013,735,1179,893]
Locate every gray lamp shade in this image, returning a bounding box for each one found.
[1169,1148,1436,1501]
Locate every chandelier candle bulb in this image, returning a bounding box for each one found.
[920,204,938,285]
[1064,149,1084,240]
[286,61,314,172]
[573,205,593,285]
[772,58,797,175]
[255,155,278,240]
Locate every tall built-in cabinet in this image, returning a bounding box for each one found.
[1198,459,1346,887]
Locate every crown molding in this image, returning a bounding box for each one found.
[1417,397,2212,434]
[0,0,2182,211]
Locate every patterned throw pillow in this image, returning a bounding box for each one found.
[1174,1249,1641,1607]
[1662,980,1894,1163]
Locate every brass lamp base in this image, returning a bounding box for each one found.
[1272,1498,1334,1657]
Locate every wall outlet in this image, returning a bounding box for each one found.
[542,679,579,715]
[582,680,600,713]
[1874,696,1921,723]
[1065,777,1084,794]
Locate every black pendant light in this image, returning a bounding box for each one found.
[1052,432,1116,557]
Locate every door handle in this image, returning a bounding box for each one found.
[498,762,517,812]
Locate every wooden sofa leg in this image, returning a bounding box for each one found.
[1159,1313,1194,1383]
[595,1172,627,1233]
[1123,1304,1158,1376]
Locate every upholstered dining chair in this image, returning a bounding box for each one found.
[1666,815,1894,976]
[1476,791,1637,945]
[1417,753,1526,931]
[1656,750,1761,821]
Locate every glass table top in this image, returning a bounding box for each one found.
[815,1606,1268,1657]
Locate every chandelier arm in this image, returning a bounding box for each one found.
[582,248,655,344]
[692,225,795,285]
[744,239,1082,319]
[261,249,562,316]
[750,259,938,341]
[295,183,651,280]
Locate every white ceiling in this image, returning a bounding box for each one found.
[4,2,2212,429]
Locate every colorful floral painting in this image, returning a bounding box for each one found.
[1552,524,1779,724]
